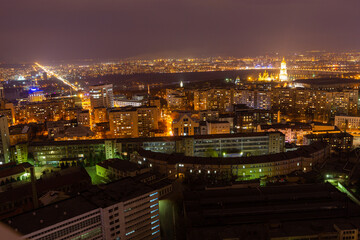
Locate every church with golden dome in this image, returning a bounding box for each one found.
[279,57,288,81]
[258,70,276,81]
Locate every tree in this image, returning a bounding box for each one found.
[27,153,35,165]
[88,152,95,166]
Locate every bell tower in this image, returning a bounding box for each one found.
[279,57,288,81]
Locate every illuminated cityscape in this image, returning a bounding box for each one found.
[0,0,360,239]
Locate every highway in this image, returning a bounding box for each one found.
[35,62,79,91]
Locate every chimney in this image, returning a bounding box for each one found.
[30,166,39,209]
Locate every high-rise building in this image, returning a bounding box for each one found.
[279,57,288,81]
[0,116,10,163]
[0,84,4,100]
[109,106,159,138]
[89,84,114,109]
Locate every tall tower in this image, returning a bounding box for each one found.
[0,115,10,164]
[279,57,288,82]
[0,84,4,100]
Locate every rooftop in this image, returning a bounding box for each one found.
[82,177,154,208]
[305,132,353,139]
[259,122,312,131]
[9,125,30,135]
[6,196,98,235]
[29,132,282,147]
[97,158,142,172]
[0,167,91,206]
[0,162,32,179]
[5,177,155,235]
[138,141,328,165]
[184,183,360,239]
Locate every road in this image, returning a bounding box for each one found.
[35,62,79,91]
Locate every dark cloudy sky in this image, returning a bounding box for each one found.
[0,0,359,62]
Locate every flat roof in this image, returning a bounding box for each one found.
[29,132,283,147]
[7,196,98,235]
[82,177,154,208]
[5,177,155,235]
[0,167,91,204]
[260,123,312,130]
[305,132,353,139]
[97,158,142,172]
[138,142,327,165]
[184,183,360,233]
[0,162,32,179]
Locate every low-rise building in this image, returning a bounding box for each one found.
[258,122,341,144]
[233,104,273,133]
[172,112,199,136]
[24,132,285,165]
[114,98,143,107]
[77,110,90,126]
[199,110,219,121]
[53,125,95,141]
[46,120,77,138]
[335,115,360,130]
[9,125,33,145]
[134,142,329,180]
[93,107,109,124]
[28,139,110,165]
[0,167,92,220]
[96,158,150,180]
[304,132,353,151]
[184,183,360,240]
[0,162,32,189]
[257,122,312,144]
[205,121,230,135]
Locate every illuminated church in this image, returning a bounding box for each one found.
[279,57,288,81]
[258,71,276,81]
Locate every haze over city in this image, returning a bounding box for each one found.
[1,0,360,62]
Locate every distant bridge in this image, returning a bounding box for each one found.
[288,67,357,74]
[239,67,356,74]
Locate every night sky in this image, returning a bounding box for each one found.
[1,0,359,62]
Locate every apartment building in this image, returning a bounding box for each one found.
[89,84,114,109]
[134,142,329,180]
[6,178,160,240]
[109,106,159,138]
